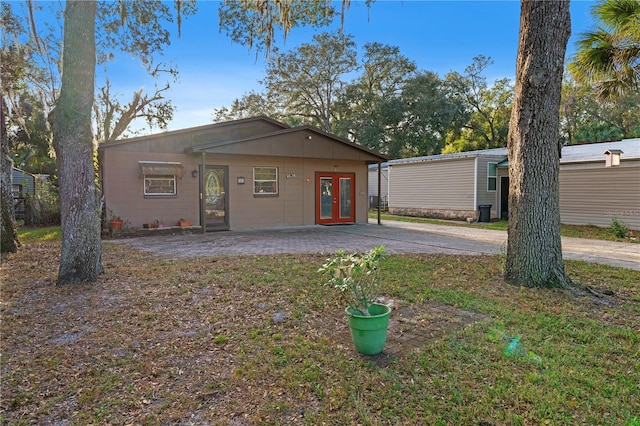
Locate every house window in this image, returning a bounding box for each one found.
[487,162,497,191]
[144,175,176,196]
[139,161,183,197]
[253,167,278,195]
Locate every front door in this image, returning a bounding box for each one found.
[316,172,355,224]
[500,176,509,220]
[201,165,229,231]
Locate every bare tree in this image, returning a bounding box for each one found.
[93,72,175,143]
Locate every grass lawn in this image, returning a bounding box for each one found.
[369,211,640,243]
[1,229,639,424]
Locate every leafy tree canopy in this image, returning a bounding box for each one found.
[569,0,640,99]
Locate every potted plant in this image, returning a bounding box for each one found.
[177,218,192,227]
[144,219,160,229]
[319,245,391,355]
[109,212,123,231]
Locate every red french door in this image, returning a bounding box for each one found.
[316,172,355,224]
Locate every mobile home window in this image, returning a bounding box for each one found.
[144,175,176,196]
[487,163,497,192]
[12,184,22,198]
[253,167,278,195]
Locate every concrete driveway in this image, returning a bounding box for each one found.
[109,219,640,271]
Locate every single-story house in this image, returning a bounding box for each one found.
[550,139,639,229]
[11,168,36,220]
[98,116,388,231]
[386,147,508,221]
[383,139,640,229]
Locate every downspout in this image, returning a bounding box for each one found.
[201,152,206,234]
[377,162,382,225]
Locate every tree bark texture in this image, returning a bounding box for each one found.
[506,0,572,288]
[52,1,103,284]
[1,97,19,254]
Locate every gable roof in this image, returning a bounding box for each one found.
[99,116,290,149]
[99,116,388,163]
[186,124,388,162]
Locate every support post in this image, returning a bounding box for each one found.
[377,162,382,225]
[201,152,206,234]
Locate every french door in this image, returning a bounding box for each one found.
[316,172,355,224]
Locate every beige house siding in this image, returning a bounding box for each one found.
[559,160,640,229]
[102,151,370,229]
[219,155,369,229]
[388,157,477,220]
[100,150,201,228]
[476,157,502,218]
[99,117,385,230]
[383,139,638,228]
[386,151,507,221]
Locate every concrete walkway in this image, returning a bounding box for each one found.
[109,219,639,271]
[366,219,639,270]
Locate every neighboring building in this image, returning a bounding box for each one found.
[386,148,507,221]
[98,116,388,231]
[383,139,640,229]
[367,163,389,209]
[556,139,639,229]
[11,168,36,220]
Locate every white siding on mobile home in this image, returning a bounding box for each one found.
[560,163,640,229]
[386,148,508,220]
[390,157,475,209]
[384,139,639,228]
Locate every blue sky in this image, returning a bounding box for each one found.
[102,1,598,133]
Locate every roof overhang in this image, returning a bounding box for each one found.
[138,161,185,178]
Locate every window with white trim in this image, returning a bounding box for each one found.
[253,167,278,195]
[487,162,497,191]
[140,161,182,197]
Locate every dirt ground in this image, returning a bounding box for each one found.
[1,241,491,424]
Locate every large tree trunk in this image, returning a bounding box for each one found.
[1,97,19,254]
[505,0,572,288]
[52,1,103,284]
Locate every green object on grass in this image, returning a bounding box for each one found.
[504,335,542,364]
[346,303,391,356]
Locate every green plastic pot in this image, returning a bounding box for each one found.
[345,303,391,355]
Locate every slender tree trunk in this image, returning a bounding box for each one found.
[52,1,103,284]
[1,97,19,254]
[506,0,572,288]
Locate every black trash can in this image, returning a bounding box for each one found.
[478,204,492,223]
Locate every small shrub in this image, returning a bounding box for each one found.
[610,217,628,239]
[319,245,387,315]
